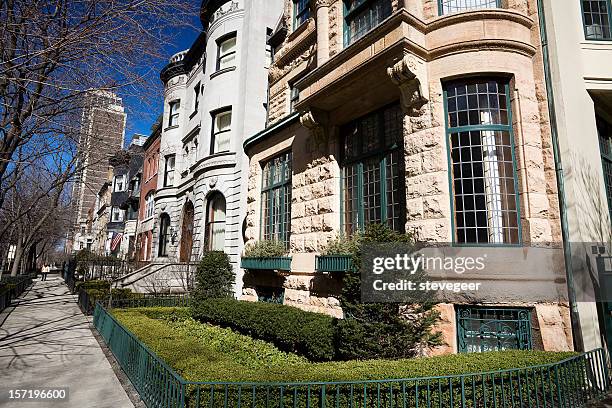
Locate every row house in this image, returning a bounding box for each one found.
[137,121,162,262]
[540,0,612,355]
[242,0,575,354]
[107,140,145,258]
[148,0,283,294]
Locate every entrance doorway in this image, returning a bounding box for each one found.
[179,201,194,262]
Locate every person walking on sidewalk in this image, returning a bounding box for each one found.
[41,264,49,281]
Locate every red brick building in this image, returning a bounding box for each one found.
[137,121,161,261]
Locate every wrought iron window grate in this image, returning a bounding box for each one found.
[457,306,533,353]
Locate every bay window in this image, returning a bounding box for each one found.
[293,0,310,30]
[168,100,180,127]
[261,152,292,247]
[438,0,499,15]
[344,0,392,46]
[211,108,232,154]
[445,78,520,245]
[217,33,237,71]
[582,0,612,39]
[342,103,405,234]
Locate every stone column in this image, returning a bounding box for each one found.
[315,0,331,66]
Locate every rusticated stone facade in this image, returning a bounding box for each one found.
[244,0,572,353]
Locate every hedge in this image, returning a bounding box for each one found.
[112,307,577,384]
[191,298,336,361]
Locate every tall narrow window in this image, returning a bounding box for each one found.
[211,109,232,154]
[289,85,300,113]
[445,78,520,245]
[193,83,201,113]
[261,152,292,246]
[217,33,237,71]
[342,103,405,234]
[164,154,175,187]
[293,0,310,30]
[265,28,274,68]
[145,192,155,219]
[111,207,124,223]
[114,174,126,192]
[597,116,612,222]
[169,100,180,127]
[205,193,227,251]
[344,0,392,45]
[439,0,499,15]
[582,0,612,39]
[158,213,170,257]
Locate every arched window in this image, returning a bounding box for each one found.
[158,213,171,257]
[205,193,226,251]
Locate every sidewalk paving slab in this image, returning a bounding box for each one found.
[0,276,134,408]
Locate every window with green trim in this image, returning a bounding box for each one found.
[342,103,405,234]
[438,0,499,15]
[293,0,310,30]
[597,116,612,222]
[582,0,612,39]
[344,0,392,46]
[261,152,292,247]
[457,306,533,353]
[445,79,520,245]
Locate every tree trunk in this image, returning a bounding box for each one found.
[11,239,23,276]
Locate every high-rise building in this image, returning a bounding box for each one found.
[69,91,126,252]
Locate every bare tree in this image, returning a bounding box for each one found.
[0,0,197,271]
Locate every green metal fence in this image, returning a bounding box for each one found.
[93,303,611,408]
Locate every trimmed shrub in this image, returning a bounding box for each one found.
[191,298,335,361]
[193,251,235,300]
[75,280,110,291]
[114,307,577,384]
[243,240,287,258]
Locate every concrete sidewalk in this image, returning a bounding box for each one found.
[0,276,133,407]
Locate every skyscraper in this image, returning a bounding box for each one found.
[69,91,126,252]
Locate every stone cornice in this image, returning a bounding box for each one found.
[426,9,533,32]
[274,19,317,69]
[295,8,536,93]
[429,39,536,59]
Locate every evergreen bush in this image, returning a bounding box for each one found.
[193,251,235,300]
[335,223,442,360]
[243,240,287,258]
[191,298,336,361]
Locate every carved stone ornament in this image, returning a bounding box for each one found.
[208,176,218,188]
[387,55,428,116]
[300,108,329,142]
[313,0,332,9]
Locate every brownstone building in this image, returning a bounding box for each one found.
[242,0,573,354]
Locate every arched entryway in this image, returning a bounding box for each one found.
[205,193,226,251]
[179,201,195,262]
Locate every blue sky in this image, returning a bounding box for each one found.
[122,12,201,146]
